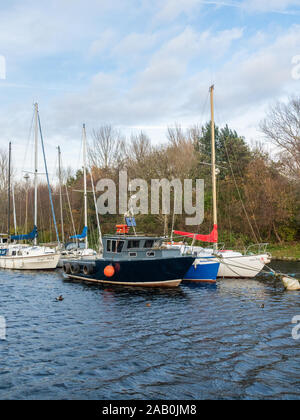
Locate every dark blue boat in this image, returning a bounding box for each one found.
[62,233,195,288]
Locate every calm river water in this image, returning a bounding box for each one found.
[0,261,299,400]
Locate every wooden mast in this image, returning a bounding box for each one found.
[209,85,218,251]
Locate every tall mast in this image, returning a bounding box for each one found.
[7,141,11,239]
[209,85,218,251]
[90,168,103,253]
[34,103,38,245]
[83,124,88,249]
[24,173,30,234]
[12,184,17,235]
[58,146,65,243]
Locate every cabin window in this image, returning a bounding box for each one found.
[2,238,7,244]
[144,240,154,248]
[12,251,16,256]
[146,251,155,257]
[116,240,124,253]
[107,240,124,253]
[112,240,117,253]
[128,252,137,257]
[127,240,140,249]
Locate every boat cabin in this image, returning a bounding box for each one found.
[102,235,181,260]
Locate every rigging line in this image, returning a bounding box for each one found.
[50,152,58,186]
[21,110,34,175]
[214,256,255,277]
[214,255,272,276]
[223,142,258,243]
[38,113,60,245]
[199,90,210,128]
[214,98,259,244]
[65,185,77,241]
[90,168,103,252]
[230,140,263,243]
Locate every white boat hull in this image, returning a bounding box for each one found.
[57,251,98,268]
[0,253,60,270]
[166,244,271,279]
[216,254,271,278]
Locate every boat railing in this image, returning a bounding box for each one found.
[245,243,269,255]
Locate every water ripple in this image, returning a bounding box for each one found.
[0,262,300,399]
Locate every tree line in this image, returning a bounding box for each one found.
[1,96,299,247]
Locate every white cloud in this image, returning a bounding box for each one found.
[155,0,202,22]
[0,1,126,58]
[88,30,117,57]
[1,0,300,177]
[112,32,158,57]
[244,0,300,13]
[47,24,299,134]
[203,0,300,14]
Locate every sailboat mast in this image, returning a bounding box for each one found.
[7,141,11,239]
[34,103,39,246]
[12,184,17,235]
[209,85,218,251]
[58,146,65,243]
[83,124,88,249]
[90,168,103,253]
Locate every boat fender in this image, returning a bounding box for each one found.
[70,263,80,274]
[282,276,300,291]
[104,265,115,278]
[63,263,71,274]
[83,264,94,275]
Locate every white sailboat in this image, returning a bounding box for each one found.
[0,104,60,270]
[173,85,271,278]
[57,124,98,267]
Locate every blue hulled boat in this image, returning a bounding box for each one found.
[183,257,220,283]
[165,243,220,283]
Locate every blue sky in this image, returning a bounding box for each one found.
[0,0,300,178]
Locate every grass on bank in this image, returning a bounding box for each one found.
[268,243,300,259]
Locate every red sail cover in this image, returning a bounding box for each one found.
[173,224,218,243]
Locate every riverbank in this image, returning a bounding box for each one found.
[268,242,300,261]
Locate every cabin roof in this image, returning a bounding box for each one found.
[103,235,163,241]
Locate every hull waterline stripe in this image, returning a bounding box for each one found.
[67,274,182,287]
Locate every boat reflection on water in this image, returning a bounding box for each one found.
[63,275,188,298]
[216,278,271,300]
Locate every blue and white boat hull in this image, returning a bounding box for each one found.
[183,258,220,283]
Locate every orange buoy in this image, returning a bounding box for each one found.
[104,265,115,278]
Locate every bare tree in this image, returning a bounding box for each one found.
[166,124,186,147]
[260,97,300,178]
[89,125,126,169]
[166,124,197,178]
[127,132,152,162]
